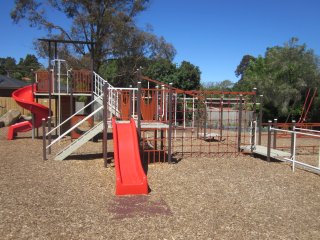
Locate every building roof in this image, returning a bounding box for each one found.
[0,75,30,89]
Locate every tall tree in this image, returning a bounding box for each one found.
[234,38,320,121]
[203,80,234,91]
[0,57,17,76]
[235,54,256,79]
[11,0,175,72]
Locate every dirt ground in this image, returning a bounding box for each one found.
[0,127,320,240]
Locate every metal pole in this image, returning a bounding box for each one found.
[251,88,257,153]
[237,94,243,152]
[258,95,263,145]
[129,85,133,118]
[192,96,195,129]
[183,93,186,128]
[31,114,35,139]
[273,118,277,149]
[155,85,159,120]
[220,96,223,141]
[42,118,47,160]
[70,70,74,118]
[290,120,296,158]
[54,42,58,59]
[48,116,51,154]
[168,83,173,163]
[90,43,95,127]
[267,120,272,161]
[103,84,108,168]
[137,82,142,139]
[204,93,207,139]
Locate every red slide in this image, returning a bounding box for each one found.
[112,118,148,195]
[7,84,50,140]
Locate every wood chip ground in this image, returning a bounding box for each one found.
[0,127,319,239]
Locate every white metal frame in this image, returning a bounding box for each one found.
[270,126,320,173]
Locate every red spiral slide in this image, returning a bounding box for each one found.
[112,118,148,195]
[7,84,50,140]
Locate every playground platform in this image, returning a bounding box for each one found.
[240,145,291,160]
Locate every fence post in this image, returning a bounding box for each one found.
[238,94,243,152]
[137,82,142,139]
[267,120,272,161]
[168,83,173,164]
[273,118,277,149]
[290,120,296,158]
[103,84,109,168]
[258,95,263,145]
[42,118,47,160]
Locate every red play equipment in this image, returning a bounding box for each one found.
[298,88,317,123]
[112,118,148,195]
[7,85,50,140]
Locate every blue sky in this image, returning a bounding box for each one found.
[1,0,320,84]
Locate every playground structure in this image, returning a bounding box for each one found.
[8,56,320,176]
[6,38,320,197]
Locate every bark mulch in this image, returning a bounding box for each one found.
[0,127,319,239]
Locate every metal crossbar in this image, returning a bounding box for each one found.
[271,126,320,174]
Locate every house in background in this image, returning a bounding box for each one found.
[0,75,29,97]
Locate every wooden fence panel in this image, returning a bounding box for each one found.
[0,97,56,117]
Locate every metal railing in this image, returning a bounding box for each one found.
[46,105,103,150]
[269,125,320,174]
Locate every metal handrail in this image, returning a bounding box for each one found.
[47,105,103,149]
[270,127,320,138]
[295,127,320,134]
[46,97,99,136]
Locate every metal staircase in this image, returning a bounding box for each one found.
[54,121,104,160]
[47,72,118,160]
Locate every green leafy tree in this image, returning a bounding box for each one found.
[203,79,234,91]
[235,55,256,79]
[11,0,176,74]
[0,57,17,76]
[0,54,42,81]
[234,38,320,121]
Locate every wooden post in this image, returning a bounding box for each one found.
[258,95,263,145]
[237,94,243,152]
[103,84,109,168]
[273,118,277,149]
[42,118,47,160]
[267,120,272,161]
[168,83,173,163]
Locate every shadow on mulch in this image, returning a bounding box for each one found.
[64,152,114,161]
[108,195,172,220]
